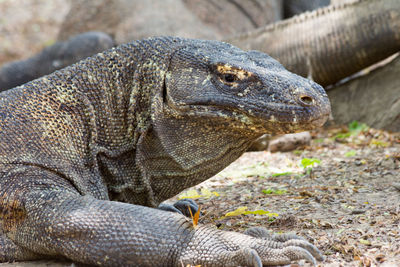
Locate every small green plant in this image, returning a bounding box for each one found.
[262,188,287,195]
[348,120,368,134]
[333,132,352,139]
[300,158,321,176]
[333,121,369,140]
[344,150,357,157]
[224,206,279,219]
[271,172,292,177]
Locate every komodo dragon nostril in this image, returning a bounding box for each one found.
[299,95,314,106]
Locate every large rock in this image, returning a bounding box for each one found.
[182,0,282,37]
[327,55,400,132]
[57,0,122,40]
[0,0,69,65]
[58,0,217,42]
[57,0,282,43]
[114,0,217,42]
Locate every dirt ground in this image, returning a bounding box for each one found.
[176,126,400,267]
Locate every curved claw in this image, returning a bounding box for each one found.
[244,227,323,263]
[179,226,323,266]
[257,246,317,266]
[225,248,262,267]
[282,246,317,266]
[158,199,199,218]
[248,249,263,267]
[283,239,324,261]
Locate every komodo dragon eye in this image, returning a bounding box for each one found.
[222,73,237,83]
[214,64,251,87]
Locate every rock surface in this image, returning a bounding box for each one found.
[58,0,282,43]
[328,55,400,132]
[0,0,69,65]
[183,0,282,36]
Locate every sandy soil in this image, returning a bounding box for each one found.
[176,126,400,267]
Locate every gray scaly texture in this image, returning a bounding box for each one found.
[0,37,330,266]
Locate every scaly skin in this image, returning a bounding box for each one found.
[228,0,400,86]
[0,37,330,266]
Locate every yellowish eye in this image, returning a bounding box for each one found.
[215,64,253,85]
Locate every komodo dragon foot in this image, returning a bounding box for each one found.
[178,225,324,266]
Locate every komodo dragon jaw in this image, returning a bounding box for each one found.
[164,41,331,135]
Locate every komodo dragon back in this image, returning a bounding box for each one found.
[0,37,330,266]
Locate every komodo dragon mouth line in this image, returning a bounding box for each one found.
[176,98,328,124]
[180,103,329,132]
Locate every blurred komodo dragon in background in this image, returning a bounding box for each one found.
[0,32,115,91]
[0,37,330,266]
[228,0,400,87]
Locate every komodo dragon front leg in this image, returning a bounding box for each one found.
[0,168,322,266]
[0,37,330,266]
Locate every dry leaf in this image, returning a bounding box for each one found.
[188,205,201,227]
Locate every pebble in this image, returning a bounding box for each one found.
[393,182,400,191]
[351,209,366,215]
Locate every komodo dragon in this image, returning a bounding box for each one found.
[0,37,330,266]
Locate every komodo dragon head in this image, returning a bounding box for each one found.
[163,39,331,135]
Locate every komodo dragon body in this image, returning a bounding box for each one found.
[0,37,330,266]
